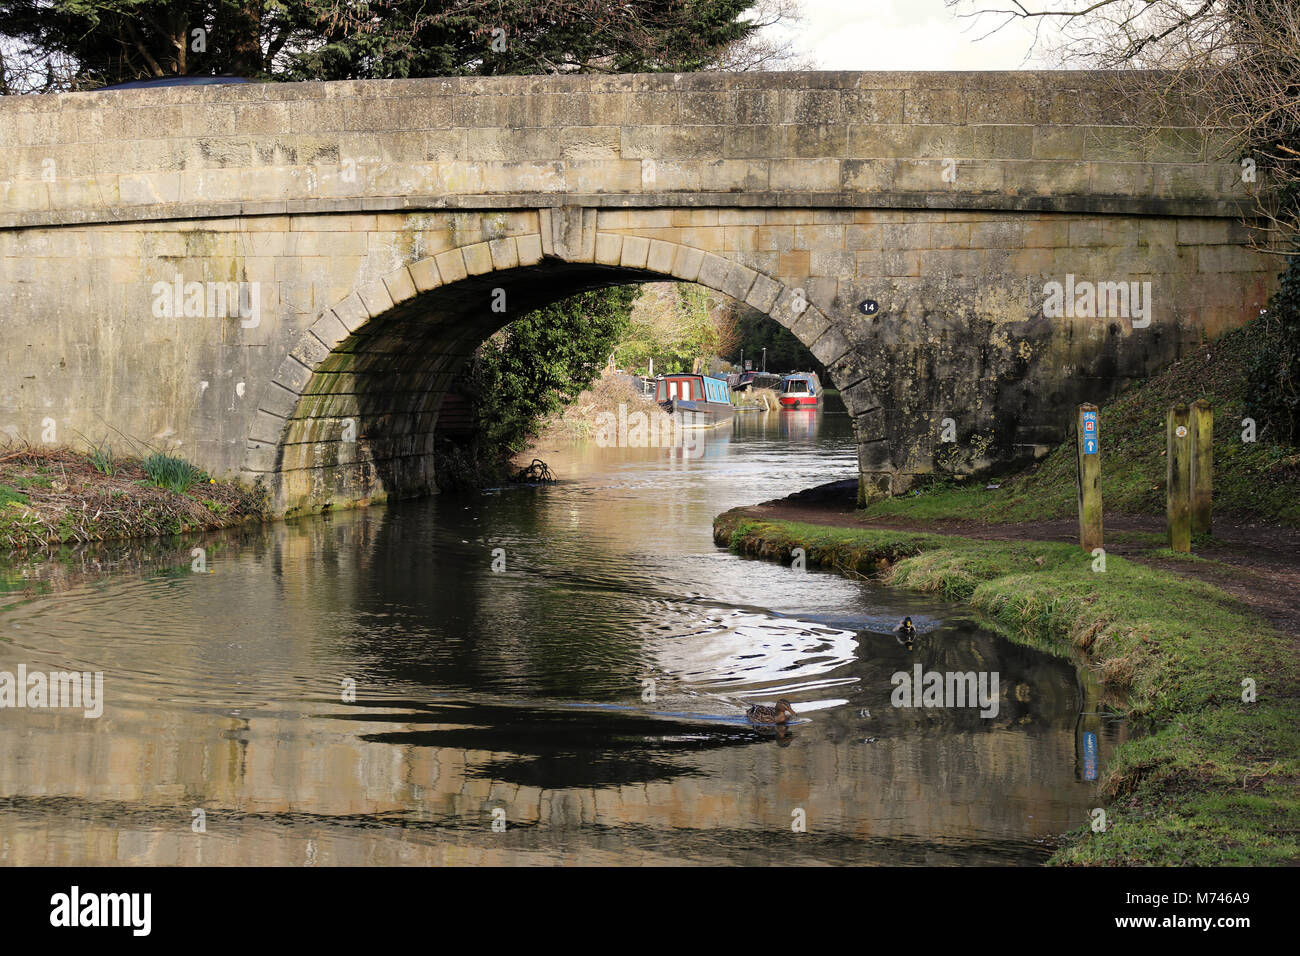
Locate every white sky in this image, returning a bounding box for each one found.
[769,0,1060,71]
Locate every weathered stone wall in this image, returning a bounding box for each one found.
[0,72,1273,512]
[0,71,1251,226]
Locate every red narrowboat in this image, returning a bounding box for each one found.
[778,372,821,408]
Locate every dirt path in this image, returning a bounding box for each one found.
[735,486,1300,640]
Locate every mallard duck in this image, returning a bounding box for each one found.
[894,616,916,650]
[746,699,797,725]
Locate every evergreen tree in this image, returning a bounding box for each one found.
[0,0,763,91]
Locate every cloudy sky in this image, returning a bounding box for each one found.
[769,0,1061,70]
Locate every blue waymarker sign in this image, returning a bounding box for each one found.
[1082,410,1099,455]
[1084,731,1098,781]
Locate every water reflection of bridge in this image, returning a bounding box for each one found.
[0,508,1126,865]
[0,696,1121,865]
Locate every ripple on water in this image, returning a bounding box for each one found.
[0,414,1124,865]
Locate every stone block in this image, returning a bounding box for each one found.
[516,233,544,266]
[670,245,705,281]
[488,237,519,271]
[408,257,443,292]
[769,158,840,190]
[594,232,623,265]
[745,273,782,314]
[646,239,676,274]
[381,265,417,305]
[356,278,395,316]
[434,248,468,284]
[620,235,650,270]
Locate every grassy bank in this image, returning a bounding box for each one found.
[0,445,268,550]
[714,510,1300,865]
[869,320,1300,526]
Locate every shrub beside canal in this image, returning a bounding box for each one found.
[714,510,1300,865]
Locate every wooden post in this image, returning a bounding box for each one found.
[1076,403,1103,551]
[1190,399,1213,536]
[1167,404,1192,553]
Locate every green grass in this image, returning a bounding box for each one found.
[867,319,1300,526]
[716,510,1300,866]
[86,443,117,476]
[141,453,205,494]
[0,484,30,508]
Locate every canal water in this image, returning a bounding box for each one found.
[0,409,1124,865]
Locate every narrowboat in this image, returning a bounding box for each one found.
[654,373,735,428]
[779,372,822,408]
[730,371,782,392]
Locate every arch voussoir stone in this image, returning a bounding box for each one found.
[331,294,370,333]
[409,258,443,292]
[791,304,831,344]
[646,239,676,274]
[669,245,705,282]
[766,285,805,330]
[746,273,782,314]
[308,310,352,351]
[488,236,520,270]
[696,252,731,292]
[249,409,290,447]
[517,233,544,266]
[435,248,469,284]
[256,380,302,421]
[355,279,395,318]
[462,241,494,275]
[288,329,333,369]
[271,355,315,395]
[594,232,623,265]
[380,265,418,305]
[722,262,759,302]
[810,325,852,367]
[619,236,651,270]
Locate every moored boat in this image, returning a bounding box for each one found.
[778,371,822,408]
[730,371,782,392]
[655,373,735,428]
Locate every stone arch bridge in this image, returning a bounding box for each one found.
[0,71,1272,513]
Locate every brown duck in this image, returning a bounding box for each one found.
[746,699,797,725]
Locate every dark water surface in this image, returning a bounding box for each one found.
[0,410,1124,865]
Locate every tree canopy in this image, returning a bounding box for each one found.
[0,0,798,93]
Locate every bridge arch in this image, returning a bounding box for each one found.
[242,224,855,513]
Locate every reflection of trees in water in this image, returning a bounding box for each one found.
[0,507,390,603]
[872,623,1083,732]
[0,485,1128,865]
[0,535,209,599]
[344,496,684,698]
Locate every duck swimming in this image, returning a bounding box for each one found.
[894,616,916,650]
[746,699,797,725]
